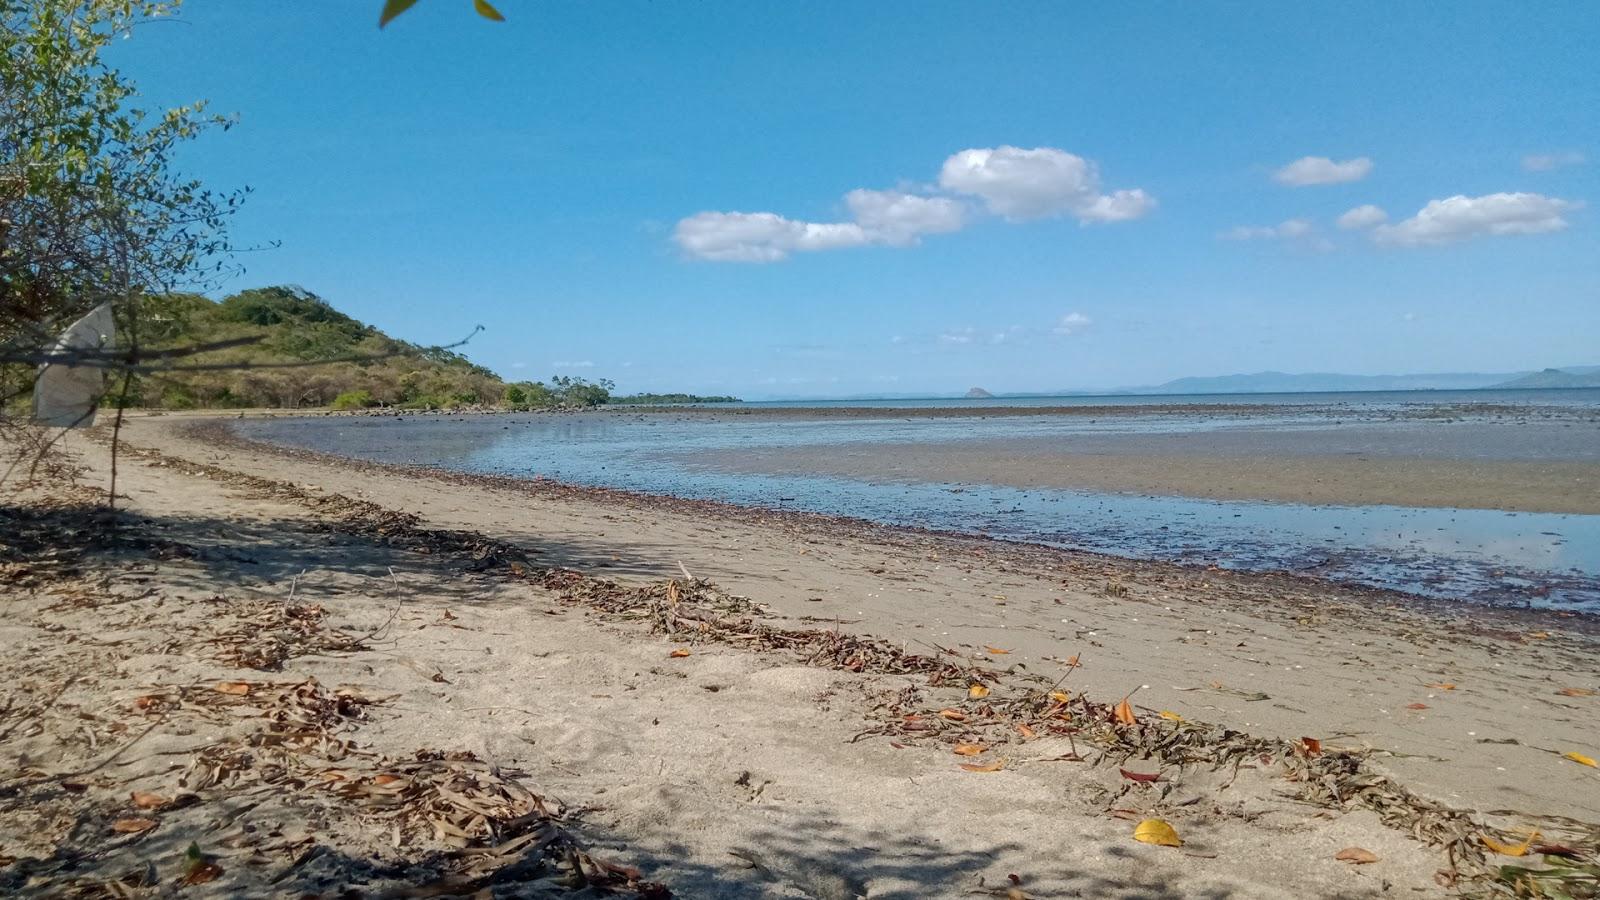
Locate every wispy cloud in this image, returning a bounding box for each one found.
[1336,204,1388,230]
[1272,156,1373,186]
[552,360,596,368]
[1522,151,1586,172]
[1053,312,1093,336]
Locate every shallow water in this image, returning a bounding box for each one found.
[241,402,1600,612]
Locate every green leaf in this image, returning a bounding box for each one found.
[473,0,506,22]
[379,0,422,28]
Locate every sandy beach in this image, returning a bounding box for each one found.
[4,413,1598,897]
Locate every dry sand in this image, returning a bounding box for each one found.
[2,413,1597,898]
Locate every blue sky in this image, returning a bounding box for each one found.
[113,1,1598,398]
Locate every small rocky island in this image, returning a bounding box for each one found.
[965,387,995,399]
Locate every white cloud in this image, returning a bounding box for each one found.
[1336,204,1388,230]
[673,211,872,262]
[1373,192,1579,247]
[938,328,976,345]
[1522,151,1586,172]
[1053,312,1093,336]
[1272,156,1373,187]
[676,145,1151,262]
[552,360,596,368]
[1220,218,1314,241]
[844,189,965,244]
[510,362,527,369]
[938,145,1155,222]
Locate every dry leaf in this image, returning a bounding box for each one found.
[953,744,988,757]
[1113,698,1137,726]
[111,817,158,834]
[960,760,1005,773]
[1065,654,1080,667]
[1016,723,1036,739]
[968,683,991,699]
[1132,818,1181,847]
[1527,631,1550,640]
[1558,687,1596,697]
[1482,830,1539,856]
[668,649,691,658]
[213,681,251,696]
[1426,682,1456,690]
[130,791,167,809]
[1157,710,1183,722]
[1119,768,1160,783]
[1563,751,1597,768]
[1335,847,1379,864]
[1405,703,1429,710]
[1048,691,1071,704]
[1300,737,1322,756]
[984,646,1011,655]
[182,862,224,886]
[937,708,967,721]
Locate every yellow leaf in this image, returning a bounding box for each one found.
[937,708,967,721]
[111,817,158,834]
[1426,682,1456,690]
[1132,818,1181,847]
[960,760,1005,772]
[378,0,420,28]
[968,683,991,699]
[1157,710,1183,722]
[1527,631,1550,640]
[473,0,506,21]
[1563,751,1597,768]
[1048,691,1071,704]
[668,648,691,658]
[213,681,251,696]
[1481,830,1539,856]
[953,743,987,756]
[1113,698,1137,726]
[984,646,1011,655]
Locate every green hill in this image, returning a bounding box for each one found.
[131,286,506,410]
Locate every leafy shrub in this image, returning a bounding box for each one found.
[331,389,376,410]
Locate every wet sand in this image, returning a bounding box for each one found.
[681,439,1600,514]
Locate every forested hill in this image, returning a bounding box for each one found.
[132,286,505,410]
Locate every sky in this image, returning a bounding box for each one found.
[110,1,1599,398]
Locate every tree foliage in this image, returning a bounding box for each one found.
[1,0,243,358]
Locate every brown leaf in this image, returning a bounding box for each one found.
[1119,768,1160,783]
[1405,703,1429,710]
[213,681,251,696]
[1558,687,1596,697]
[968,683,991,699]
[959,760,1005,772]
[111,817,158,834]
[937,708,967,721]
[668,648,691,658]
[181,862,224,886]
[953,743,988,756]
[130,791,168,809]
[1300,737,1322,756]
[1016,723,1036,739]
[1335,847,1379,864]
[984,646,1011,655]
[1426,682,1457,690]
[1113,698,1137,726]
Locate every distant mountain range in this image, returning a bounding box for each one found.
[1120,365,1600,395]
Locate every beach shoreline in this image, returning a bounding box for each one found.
[6,413,1598,897]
